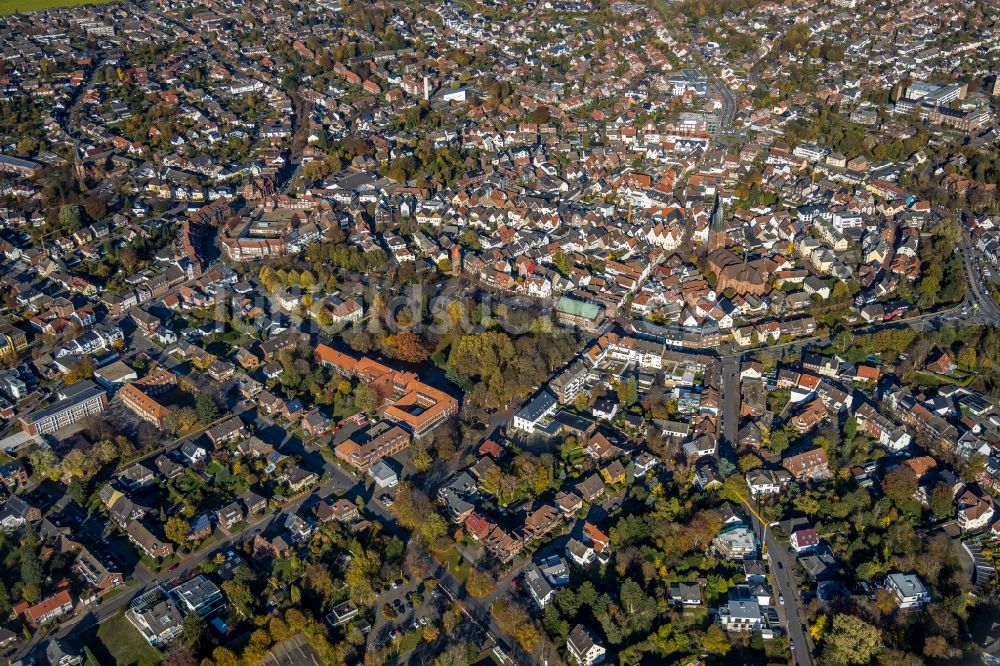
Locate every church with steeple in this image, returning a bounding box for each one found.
[708,196,727,251]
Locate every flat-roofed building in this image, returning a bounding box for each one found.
[20,381,107,435]
[173,575,226,616]
[886,572,931,609]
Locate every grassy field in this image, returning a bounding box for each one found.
[0,0,113,14]
[913,370,976,388]
[436,544,472,584]
[85,613,163,666]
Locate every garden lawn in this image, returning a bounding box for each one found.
[87,613,163,666]
[436,544,471,584]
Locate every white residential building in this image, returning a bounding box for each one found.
[886,573,931,609]
[567,625,606,666]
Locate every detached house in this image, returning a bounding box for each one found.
[216,503,243,530]
[317,498,359,523]
[286,465,318,494]
[15,589,74,626]
[524,567,554,608]
[521,504,562,543]
[576,474,605,503]
[746,469,792,497]
[567,625,606,666]
[886,573,931,609]
[128,598,183,647]
[956,489,995,533]
[790,528,820,553]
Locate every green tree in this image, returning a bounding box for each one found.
[881,467,918,503]
[843,415,858,442]
[211,647,239,666]
[344,549,380,604]
[822,614,884,665]
[20,546,43,601]
[956,345,976,369]
[28,448,59,481]
[67,477,88,506]
[181,612,207,649]
[929,482,954,519]
[434,642,476,666]
[353,383,380,415]
[385,536,404,561]
[466,569,495,598]
[832,280,851,301]
[768,426,791,454]
[165,515,190,546]
[738,454,763,473]
[195,393,219,424]
[221,579,253,617]
[962,453,988,483]
[703,624,731,656]
[58,204,81,230]
[625,376,638,405]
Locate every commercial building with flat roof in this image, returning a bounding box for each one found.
[19,381,107,435]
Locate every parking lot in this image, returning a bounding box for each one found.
[369,576,444,652]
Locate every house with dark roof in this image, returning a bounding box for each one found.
[285,465,318,494]
[576,473,605,502]
[0,459,28,489]
[512,390,557,434]
[206,417,246,446]
[317,498,359,523]
[127,598,183,647]
[123,519,173,560]
[524,566,554,608]
[521,504,561,543]
[567,624,606,666]
[74,546,124,595]
[669,581,703,606]
[0,494,41,531]
[240,488,267,515]
[155,454,185,479]
[216,502,243,530]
